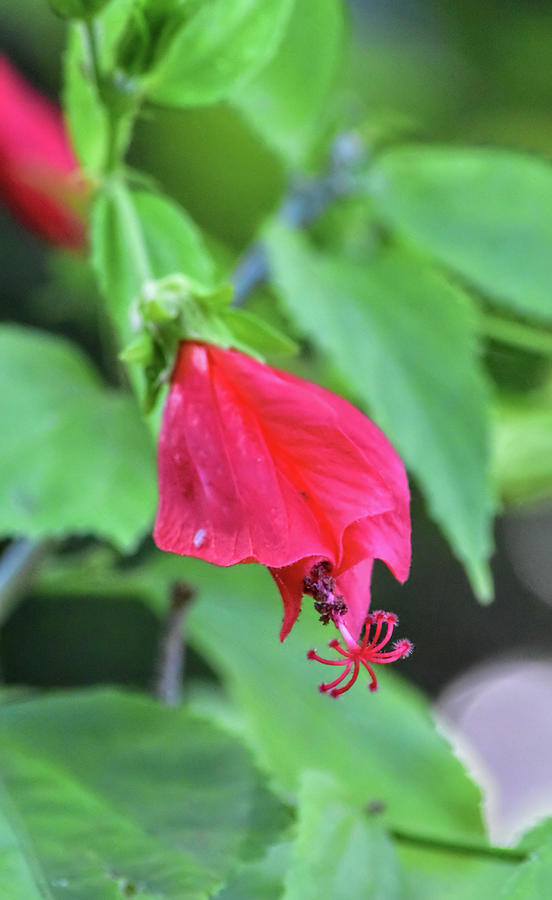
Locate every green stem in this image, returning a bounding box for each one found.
[155,581,195,706]
[0,539,52,627]
[81,19,138,175]
[481,311,552,359]
[81,17,152,284]
[80,19,103,100]
[110,179,154,285]
[105,115,123,173]
[389,827,527,862]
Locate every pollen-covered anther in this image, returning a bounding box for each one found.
[306,609,412,697]
[394,639,414,658]
[303,561,348,626]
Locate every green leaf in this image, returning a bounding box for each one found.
[398,842,519,900]
[494,820,552,898]
[0,688,288,899]
[92,186,214,341]
[0,325,155,551]
[515,817,552,852]
[493,398,552,506]
[283,770,403,900]
[370,146,552,322]
[35,553,488,845]
[499,843,552,899]
[133,191,215,289]
[148,0,294,107]
[231,0,344,166]
[266,226,494,600]
[0,802,44,898]
[31,552,531,897]
[216,842,291,900]
[183,559,487,845]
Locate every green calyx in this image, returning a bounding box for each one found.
[120,273,297,412]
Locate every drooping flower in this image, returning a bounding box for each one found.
[154,341,412,694]
[0,56,88,248]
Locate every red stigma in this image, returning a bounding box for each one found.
[307,610,413,697]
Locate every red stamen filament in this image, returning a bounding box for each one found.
[307,611,412,697]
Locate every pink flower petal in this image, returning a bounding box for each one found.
[155,341,411,642]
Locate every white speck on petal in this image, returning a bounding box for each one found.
[193,528,207,548]
[191,346,208,373]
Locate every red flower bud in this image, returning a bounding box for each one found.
[0,56,88,248]
[154,342,411,653]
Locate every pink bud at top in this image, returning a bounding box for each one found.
[0,56,88,248]
[154,341,411,646]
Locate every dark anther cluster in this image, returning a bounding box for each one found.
[303,560,348,625]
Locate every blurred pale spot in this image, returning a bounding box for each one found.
[437,659,552,844]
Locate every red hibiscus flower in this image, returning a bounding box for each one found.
[154,341,412,695]
[0,56,87,248]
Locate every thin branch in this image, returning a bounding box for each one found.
[0,539,51,626]
[79,20,104,103]
[232,131,364,306]
[388,826,527,862]
[154,580,196,706]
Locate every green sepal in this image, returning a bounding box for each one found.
[204,283,235,310]
[136,273,220,327]
[220,308,299,357]
[130,275,229,413]
[118,332,154,365]
[130,274,297,413]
